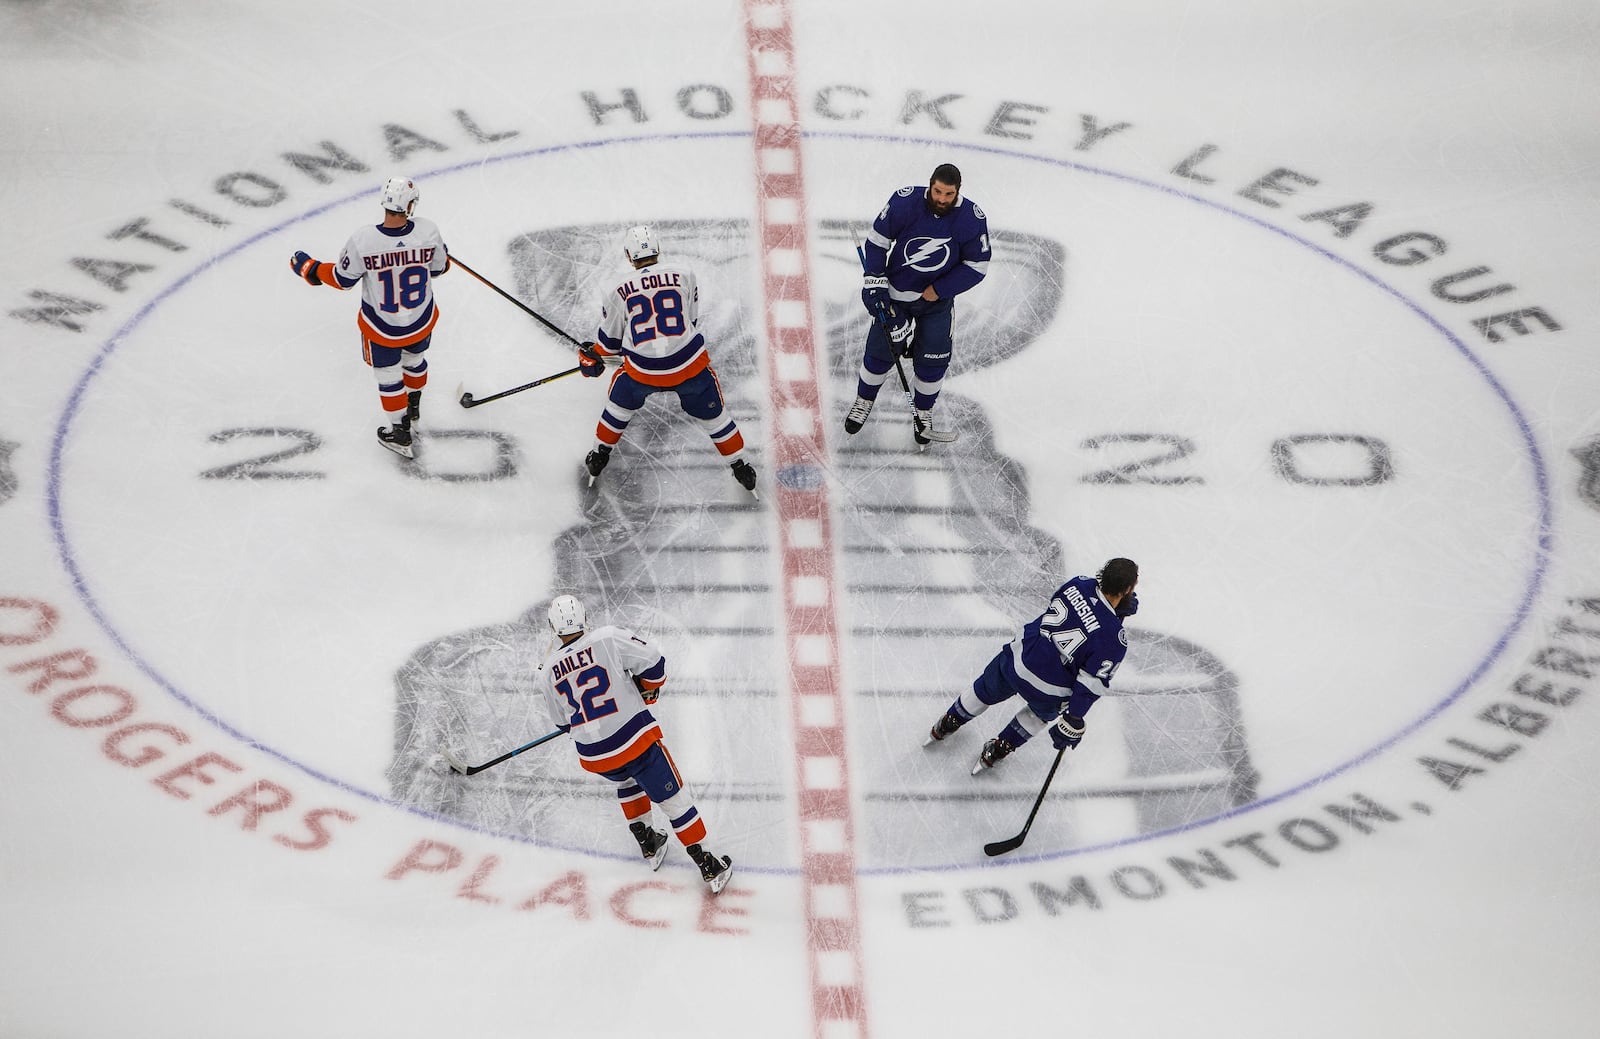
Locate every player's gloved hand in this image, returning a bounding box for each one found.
[632,674,660,704]
[1049,713,1086,750]
[290,251,322,286]
[1116,592,1139,618]
[861,273,889,316]
[887,313,917,356]
[577,342,605,378]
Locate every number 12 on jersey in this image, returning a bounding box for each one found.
[555,665,618,726]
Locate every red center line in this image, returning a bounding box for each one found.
[742,3,870,1038]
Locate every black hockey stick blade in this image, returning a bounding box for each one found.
[982,746,1067,857]
[983,832,1029,857]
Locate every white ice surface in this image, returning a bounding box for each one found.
[3,2,1599,1037]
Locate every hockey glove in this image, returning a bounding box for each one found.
[1116,592,1139,619]
[577,342,606,378]
[632,674,660,704]
[1049,713,1086,751]
[290,251,323,286]
[861,273,889,316]
[887,313,917,356]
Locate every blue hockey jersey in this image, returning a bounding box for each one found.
[1004,576,1129,717]
[862,186,991,310]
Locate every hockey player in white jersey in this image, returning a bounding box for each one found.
[577,224,758,497]
[537,595,734,893]
[289,175,450,459]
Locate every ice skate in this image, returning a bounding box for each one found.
[630,821,670,872]
[843,395,874,435]
[687,843,734,895]
[912,408,958,447]
[405,389,422,426]
[971,736,1014,775]
[924,710,963,747]
[377,419,414,459]
[730,458,759,500]
[584,444,612,486]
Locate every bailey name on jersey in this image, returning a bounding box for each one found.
[548,645,597,681]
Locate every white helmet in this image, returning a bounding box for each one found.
[548,595,586,636]
[623,224,660,264]
[380,176,419,215]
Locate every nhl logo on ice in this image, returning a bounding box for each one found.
[41,131,1554,877]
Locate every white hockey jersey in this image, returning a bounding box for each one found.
[592,257,709,387]
[330,217,449,347]
[538,625,668,774]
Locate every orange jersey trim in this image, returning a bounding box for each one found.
[358,305,439,348]
[622,351,710,388]
[577,725,662,774]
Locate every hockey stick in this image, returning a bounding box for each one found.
[890,351,957,444]
[855,245,958,445]
[448,255,585,347]
[457,365,583,408]
[442,728,567,775]
[983,746,1067,857]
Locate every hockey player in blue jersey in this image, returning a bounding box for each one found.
[926,558,1140,774]
[845,163,991,445]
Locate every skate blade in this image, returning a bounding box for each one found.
[648,841,669,872]
[379,440,414,460]
[707,858,734,895]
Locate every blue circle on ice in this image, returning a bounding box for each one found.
[46,130,1551,874]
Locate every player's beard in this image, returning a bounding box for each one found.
[927,195,955,217]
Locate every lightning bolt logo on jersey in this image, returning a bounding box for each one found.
[861,186,990,308]
[903,237,953,271]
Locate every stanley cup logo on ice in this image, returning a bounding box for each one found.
[386,219,1259,868]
